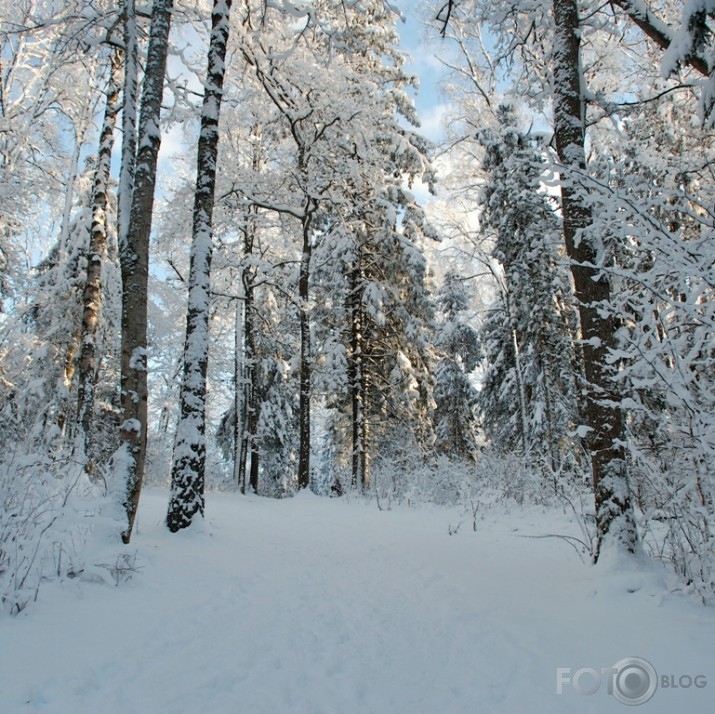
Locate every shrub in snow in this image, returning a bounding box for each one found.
[630,453,715,603]
[0,453,126,614]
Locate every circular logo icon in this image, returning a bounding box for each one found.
[611,657,658,706]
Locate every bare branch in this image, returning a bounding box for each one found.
[436,0,458,38]
[611,0,710,76]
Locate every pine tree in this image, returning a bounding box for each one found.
[237,0,435,491]
[433,271,480,460]
[477,106,580,477]
[306,0,437,490]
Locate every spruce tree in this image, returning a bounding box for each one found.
[433,271,480,460]
[477,105,581,477]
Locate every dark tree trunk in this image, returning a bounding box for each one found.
[75,49,122,470]
[348,258,370,491]
[234,209,258,493]
[120,0,174,544]
[360,369,371,491]
[552,0,638,559]
[297,207,313,490]
[167,0,232,532]
[233,296,247,492]
[117,0,138,253]
[243,200,261,493]
[249,431,260,493]
[245,247,259,494]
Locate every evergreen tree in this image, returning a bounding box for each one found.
[437,0,639,556]
[433,271,480,460]
[237,0,436,491]
[477,106,580,478]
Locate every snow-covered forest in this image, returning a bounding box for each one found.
[1,0,715,691]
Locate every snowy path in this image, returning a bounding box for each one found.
[1,490,713,713]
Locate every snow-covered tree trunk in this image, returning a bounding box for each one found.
[297,203,314,490]
[246,268,260,494]
[233,294,246,491]
[551,0,638,559]
[360,370,372,491]
[233,248,259,495]
[119,0,174,544]
[167,0,232,532]
[75,49,122,469]
[511,328,531,461]
[348,260,368,490]
[117,0,138,252]
[241,203,260,494]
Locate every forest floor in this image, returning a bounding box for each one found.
[1,489,714,713]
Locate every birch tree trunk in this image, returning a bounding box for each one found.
[75,49,122,470]
[167,0,232,532]
[119,0,174,544]
[551,0,638,559]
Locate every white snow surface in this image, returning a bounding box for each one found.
[1,490,714,713]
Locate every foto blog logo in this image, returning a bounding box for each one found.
[556,657,708,706]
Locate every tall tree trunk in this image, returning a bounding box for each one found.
[117,0,138,253]
[75,49,122,470]
[242,204,259,493]
[233,295,246,492]
[248,427,260,493]
[236,295,253,493]
[119,0,174,544]
[246,276,260,494]
[234,135,262,493]
[511,327,530,461]
[360,368,371,491]
[552,0,638,559]
[348,258,369,491]
[348,263,359,490]
[297,206,314,490]
[167,0,232,532]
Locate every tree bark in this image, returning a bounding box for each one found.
[243,202,260,493]
[297,205,313,490]
[348,257,370,491]
[119,0,174,544]
[75,49,122,470]
[167,0,232,532]
[244,247,260,494]
[552,0,638,559]
[117,0,138,254]
[233,294,246,492]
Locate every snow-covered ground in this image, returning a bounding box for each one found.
[1,490,713,713]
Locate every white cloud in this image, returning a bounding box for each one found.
[416,101,455,143]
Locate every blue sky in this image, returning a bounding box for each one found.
[398,6,451,143]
